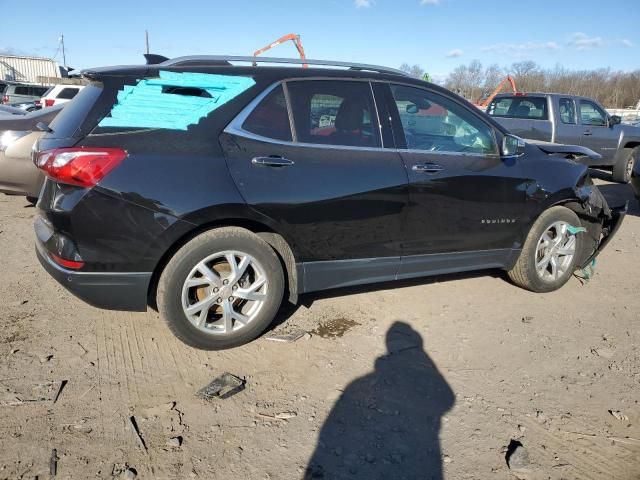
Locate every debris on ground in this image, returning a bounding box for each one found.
[128,416,148,453]
[521,316,534,324]
[264,328,310,343]
[274,411,297,420]
[123,467,138,479]
[506,440,530,469]
[609,410,629,421]
[197,373,245,400]
[50,448,58,476]
[52,379,68,404]
[167,436,183,448]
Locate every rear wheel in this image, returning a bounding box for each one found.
[157,227,284,350]
[612,147,637,183]
[508,206,583,293]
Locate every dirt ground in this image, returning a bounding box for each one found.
[0,172,639,480]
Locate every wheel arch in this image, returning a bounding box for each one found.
[147,218,300,310]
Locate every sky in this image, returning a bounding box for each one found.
[1,0,638,82]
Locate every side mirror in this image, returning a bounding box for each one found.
[609,115,622,126]
[502,134,526,157]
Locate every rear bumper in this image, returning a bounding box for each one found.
[35,238,151,312]
[579,202,627,269]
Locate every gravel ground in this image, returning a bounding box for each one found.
[0,173,639,480]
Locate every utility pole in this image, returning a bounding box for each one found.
[145,30,150,55]
[60,34,66,69]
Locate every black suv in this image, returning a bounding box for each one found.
[34,56,625,349]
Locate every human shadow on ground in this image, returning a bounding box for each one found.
[304,321,455,480]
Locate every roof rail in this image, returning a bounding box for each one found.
[160,55,408,77]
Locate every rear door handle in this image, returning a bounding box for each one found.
[412,163,444,174]
[583,130,593,136]
[251,156,295,167]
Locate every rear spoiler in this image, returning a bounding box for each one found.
[527,140,602,162]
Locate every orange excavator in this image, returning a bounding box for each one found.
[253,34,308,68]
[478,75,518,108]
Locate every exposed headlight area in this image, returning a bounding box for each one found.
[0,130,30,152]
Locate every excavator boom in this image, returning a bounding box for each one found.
[479,75,518,107]
[253,34,308,68]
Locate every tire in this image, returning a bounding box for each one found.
[508,206,583,293]
[26,196,38,206]
[612,147,637,183]
[157,227,284,350]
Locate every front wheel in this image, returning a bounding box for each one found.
[508,206,583,293]
[157,227,284,350]
[612,147,637,183]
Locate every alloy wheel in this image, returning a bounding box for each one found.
[181,250,268,334]
[535,221,576,282]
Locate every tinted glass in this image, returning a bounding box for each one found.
[15,86,28,95]
[580,100,606,126]
[242,85,292,142]
[559,98,576,124]
[392,84,497,154]
[57,88,80,100]
[34,87,49,96]
[486,96,548,120]
[287,80,380,147]
[48,84,103,138]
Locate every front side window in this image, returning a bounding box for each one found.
[242,84,292,142]
[559,98,576,124]
[286,80,380,148]
[580,100,607,126]
[486,96,548,120]
[392,84,497,154]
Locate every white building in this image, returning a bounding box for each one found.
[0,54,60,84]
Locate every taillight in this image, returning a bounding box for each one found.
[45,98,55,107]
[35,148,128,188]
[49,253,85,270]
[35,99,41,107]
[1,95,8,104]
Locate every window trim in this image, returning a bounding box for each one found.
[388,82,501,157]
[225,78,388,152]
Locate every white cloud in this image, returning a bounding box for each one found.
[421,0,440,4]
[481,41,559,57]
[568,32,602,50]
[446,49,463,58]
[620,39,634,47]
[354,0,373,7]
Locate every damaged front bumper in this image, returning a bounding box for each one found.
[574,183,627,269]
[579,201,627,269]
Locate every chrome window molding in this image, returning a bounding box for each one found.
[224,77,503,157]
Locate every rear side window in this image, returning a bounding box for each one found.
[559,98,576,124]
[57,88,80,100]
[287,80,380,148]
[34,87,49,97]
[487,96,548,120]
[15,86,28,95]
[242,85,292,142]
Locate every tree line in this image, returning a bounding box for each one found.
[401,61,640,109]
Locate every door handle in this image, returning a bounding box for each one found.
[412,163,444,174]
[583,130,593,136]
[251,156,295,167]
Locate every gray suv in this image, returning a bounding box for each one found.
[487,93,640,183]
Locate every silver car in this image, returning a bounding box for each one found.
[0,105,63,201]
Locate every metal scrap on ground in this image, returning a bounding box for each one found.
[197,372,246,400]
